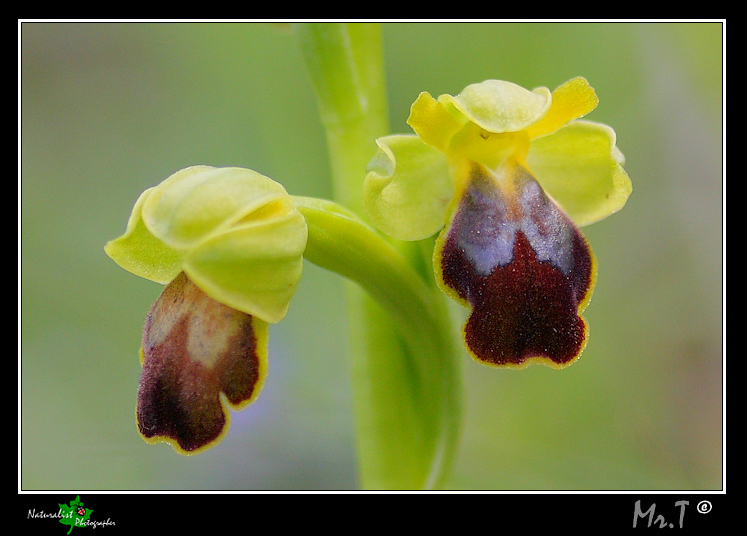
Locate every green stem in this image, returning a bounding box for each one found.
[293,23,461,489]
[294,23,388,217]
[295,197,461,489]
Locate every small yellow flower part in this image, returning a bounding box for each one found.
[105,166,307,453]
[364,77,631,369]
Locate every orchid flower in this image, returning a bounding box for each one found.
[364,77,631,369]
[105,165,307,453]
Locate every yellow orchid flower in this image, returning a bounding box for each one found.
[105,166,307,453]
[364,77,631,369]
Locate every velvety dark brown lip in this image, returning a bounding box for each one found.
[439,165,594,367]
[137,272,263,453]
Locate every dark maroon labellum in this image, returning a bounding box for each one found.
[137,272,265,453]
[439,164,595,367]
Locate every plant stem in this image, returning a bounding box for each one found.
[294,23,387,217]
[294,23,461,489]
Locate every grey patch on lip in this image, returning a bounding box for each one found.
[450,174,518,276]
[518,177,574,275]
[449,166,576,276]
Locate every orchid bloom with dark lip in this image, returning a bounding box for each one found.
[364,77,631,369]
[105,166,307,454]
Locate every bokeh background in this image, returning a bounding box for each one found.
[21,22,723,490]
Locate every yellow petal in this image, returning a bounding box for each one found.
[184,197,307,324]
[446,80,552,134]
[527,120,632,227]
[407,91,467,152]
[525,77,599,140]
[363,134,453,241]
[142,166,290,251]
[104,187,184,285]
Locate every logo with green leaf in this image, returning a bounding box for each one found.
[58,495,92,535]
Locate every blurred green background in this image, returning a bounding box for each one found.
[21,22,723,490]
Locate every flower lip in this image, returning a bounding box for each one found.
[137,272,268,454]
[435,162,596,369]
